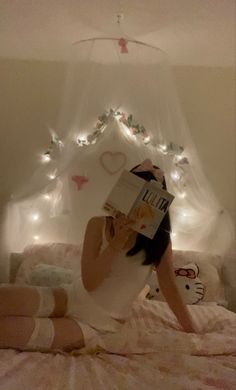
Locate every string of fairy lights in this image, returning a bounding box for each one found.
[31,109,190,243]
[75,109,190,198]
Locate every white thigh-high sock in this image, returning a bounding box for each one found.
[35,287,55,317]
[26,318,54,350]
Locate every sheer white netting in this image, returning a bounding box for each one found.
[4,38,235,258]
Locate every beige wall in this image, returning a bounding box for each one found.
[0,59,235,222]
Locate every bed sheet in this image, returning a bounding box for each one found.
[0,300,235,390]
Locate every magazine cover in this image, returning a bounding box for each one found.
[129,180,174,238]
[103,170,174,239]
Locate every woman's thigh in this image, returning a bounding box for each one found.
[0,284,67,317]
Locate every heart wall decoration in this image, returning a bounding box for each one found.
[100,151,127,175]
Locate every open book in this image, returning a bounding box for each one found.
[103,170,174,239]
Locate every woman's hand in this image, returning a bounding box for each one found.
[109,213,135,251]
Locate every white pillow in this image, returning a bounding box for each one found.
[29,264,74,287]
[15,243,82,284]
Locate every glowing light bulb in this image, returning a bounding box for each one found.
[171,170,181,181]
[159,144,167,152]
[43,194,51,200]
[174,155,182,162]
[33,235,39,241]
[48,173,56,180]
[124,126,133,137]
[41,153,51,163]
[31,213,40,221]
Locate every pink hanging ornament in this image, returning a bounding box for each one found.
[72,175,89,191]
[118,38,128,53]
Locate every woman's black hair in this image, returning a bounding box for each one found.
[126,165,171,266]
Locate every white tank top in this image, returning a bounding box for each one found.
[89,218,152,319]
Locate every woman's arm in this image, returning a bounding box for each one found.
[157,242,197,333]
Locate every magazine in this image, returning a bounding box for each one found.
[103,170,174,239]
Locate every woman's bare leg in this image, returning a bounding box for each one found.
[0,316,85,350]
[0,285,67,317]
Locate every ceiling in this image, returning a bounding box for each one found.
[0,0,235,66]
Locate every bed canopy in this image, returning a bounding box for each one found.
[3,37,235,258]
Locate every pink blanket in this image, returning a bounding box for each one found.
[0,301,235,390]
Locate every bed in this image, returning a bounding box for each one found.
[0,244,235,390]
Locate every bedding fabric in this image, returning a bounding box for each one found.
[0,300,235,390]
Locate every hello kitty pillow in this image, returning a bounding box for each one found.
[147,263,205,305]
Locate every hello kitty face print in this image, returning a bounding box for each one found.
[174,264,205,304]
[147,263,206,305]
